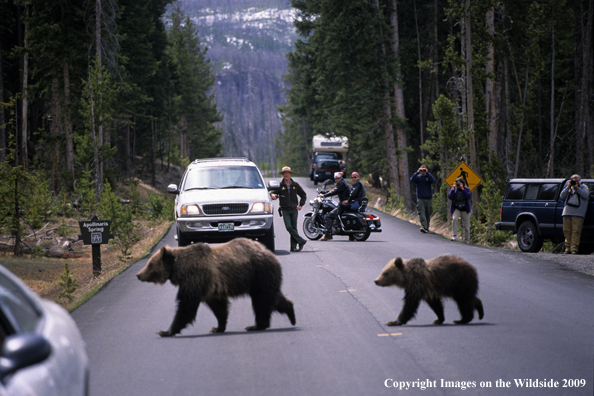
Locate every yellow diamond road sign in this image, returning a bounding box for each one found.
[445,162,483,192]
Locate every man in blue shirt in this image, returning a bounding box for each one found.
[410,166,435,233]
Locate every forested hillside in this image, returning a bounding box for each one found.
[179,0,296,173]
[0,0,220,192]
[279,0,593,212]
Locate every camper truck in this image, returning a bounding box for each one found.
[310,135,348,181]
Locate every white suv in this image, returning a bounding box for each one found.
[167,158,279,251]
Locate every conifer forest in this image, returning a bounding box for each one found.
[0,0,593,239]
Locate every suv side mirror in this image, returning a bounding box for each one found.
[267,181,280,193]
[0,333,52,381]
[167,184,179,194]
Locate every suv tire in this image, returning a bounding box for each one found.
[517,220,543,252]
[177,227,191,247]
[260,223,275,252]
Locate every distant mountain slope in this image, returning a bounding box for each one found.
[178,0,296,172]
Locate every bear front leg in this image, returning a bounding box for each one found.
[426,298,445,324]
[388,294,421,326]
[206,298,229,333]
[159,291,201,337]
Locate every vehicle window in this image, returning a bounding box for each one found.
[0,274,41,333]
[506,184,526,200]
[524,184,540,200]
[183,166,264,190]
[538,184,559,201]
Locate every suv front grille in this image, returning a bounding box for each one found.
[202,203,249,215]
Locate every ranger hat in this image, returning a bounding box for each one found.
[280,166,293,174]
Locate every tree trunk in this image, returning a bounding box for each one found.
[486,7,498,160]
[390,0,412,209]
[371,0,400,193]
[547,21,555,177]
[21,8,29,169]
[577,1,593,175]
[95,0,104,196]
[63,60,75,181]
[0,35,5,163]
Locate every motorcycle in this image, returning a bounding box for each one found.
[302,181,382,241]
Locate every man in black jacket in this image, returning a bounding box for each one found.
[271,166,308,252]
[319,172,351,240]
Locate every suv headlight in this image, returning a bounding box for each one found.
[250,202,271,213]
[180,204,200,215]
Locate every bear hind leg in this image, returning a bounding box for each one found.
[426,297,445,324]
[246,292,274,331]
[206,298,230,333]
[275,294,296,326]
[475,297,484,320]
[453,296,475,324]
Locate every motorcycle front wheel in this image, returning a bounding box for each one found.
[350,229,371,241]
[303,216,323,240]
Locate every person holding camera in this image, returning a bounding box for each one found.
[559,174,589,254]
[410,166,435,233]
[448,178,472,243]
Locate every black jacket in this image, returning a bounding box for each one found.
[324,178,351,202]
[347,180,366,204]
[277,178,307,210]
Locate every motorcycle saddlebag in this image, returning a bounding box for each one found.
[340,212,367,230]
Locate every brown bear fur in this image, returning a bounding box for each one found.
[137,238,296,336]
[374,255,483,325]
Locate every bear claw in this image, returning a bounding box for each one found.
[157,330,176,337]
[386,320,404,326]
[209,327,225,333]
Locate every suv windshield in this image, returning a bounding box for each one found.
[182,165,265,190]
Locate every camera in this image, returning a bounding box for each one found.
[456,182,461,187]
[570,179,577,186]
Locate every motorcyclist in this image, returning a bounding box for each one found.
[319,172,351,241]
[344,172,366,212]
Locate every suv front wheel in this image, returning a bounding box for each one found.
[517,220,543,252]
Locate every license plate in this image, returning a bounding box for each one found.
[218,223,234,232]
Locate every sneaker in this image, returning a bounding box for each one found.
[563,251,570,254]
[571,251,577,254]
[320,235,333,241]
[451,236,457,241]
[420,228,428,233]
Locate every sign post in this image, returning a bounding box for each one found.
[78,215,114,276]
[444,161,483,192]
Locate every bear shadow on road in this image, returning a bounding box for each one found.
[169,326,302,339]
[389,322,495,328]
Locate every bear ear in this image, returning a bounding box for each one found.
[394,257,404,270]
[161,245,176,268]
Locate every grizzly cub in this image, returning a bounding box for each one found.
[374,255,483,326]
[137,238,296,336]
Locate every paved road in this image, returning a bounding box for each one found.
[72,177,594,396]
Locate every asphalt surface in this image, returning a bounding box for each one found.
[72,177,594,396]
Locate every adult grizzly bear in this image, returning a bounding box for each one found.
[137,238,296,336]
[374,255,483,326]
